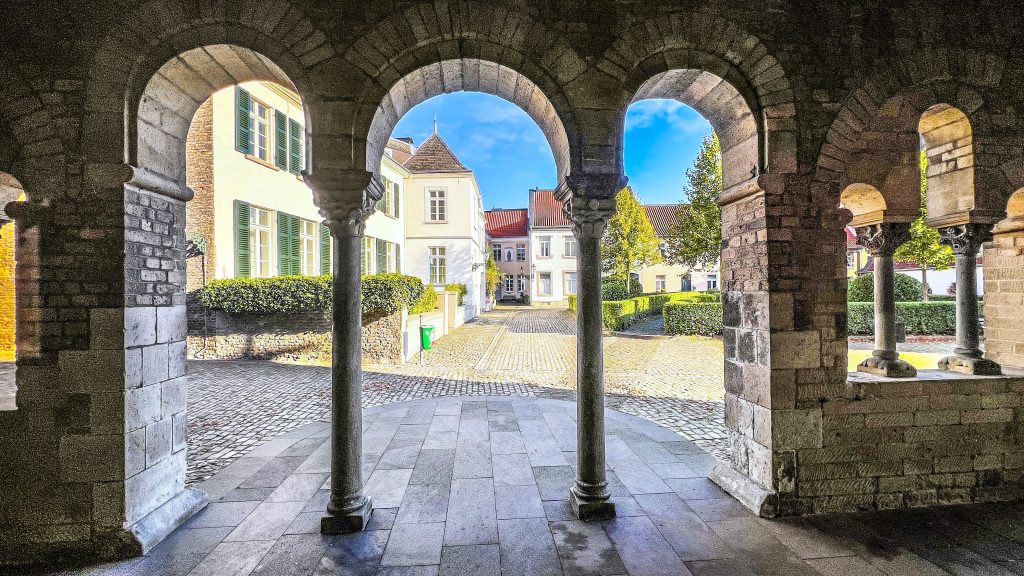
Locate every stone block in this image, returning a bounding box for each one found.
[142,344,169,386]
[771,408,823,449]
[125,307,157,347]
[125,348,143,389]
[160,377,187,417]
[125,450,186,525]
[58,349,125,393]
[92,481,126,528]
[90,308,125,350]
[60,434,125,482]
[172,412,188,452]
[146,419,173,467]
[89,392,127,435]
[126,426,146,477]
[769,331,821,369]
[156,306,187,344]
[126,385,162,431]
[167,340,187,378]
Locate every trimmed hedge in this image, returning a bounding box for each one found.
[570,291,717,330]
[664,302,724,336]
[198,275,332,316]
[198,273,434,319]
[601,277,643,301]
[848,272,923,302]
[445,283,468,306]
[846,301,982,335]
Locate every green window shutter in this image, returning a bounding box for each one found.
[277,212,300,275]
[288,118,302,175]
[320,224,331,275]
[274,110,288,170]
[234,201,251,278]
[376,239,387,273]
[395,244,401,273]
[393,183,400,217]
[236,87,252,155]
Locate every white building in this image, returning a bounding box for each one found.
[528,189,578,304]
[485,208,531,302]
[401,131,488,313]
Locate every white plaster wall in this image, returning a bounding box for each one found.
[530,227,577,303]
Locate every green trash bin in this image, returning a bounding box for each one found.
[420,326,435,350]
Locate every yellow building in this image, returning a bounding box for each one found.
[637,204,718,293]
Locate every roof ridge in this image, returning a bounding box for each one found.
[404,132,470,173]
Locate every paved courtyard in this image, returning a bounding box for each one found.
[187,307,728,484]
[47,396,1024,576]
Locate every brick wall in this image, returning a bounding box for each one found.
[185,100,214,293]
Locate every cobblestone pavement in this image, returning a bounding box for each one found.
[848,335,959,353]
[186,306,728,484]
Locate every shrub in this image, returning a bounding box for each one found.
[197,275,332,316]
[664,302,724,336]
[567,294,577,311]
[845,301,982,335]
[410,286,438,315]
[601,277,630,301]
[848,272,923,302]
[445,283,468,305]
[363,274,426,319]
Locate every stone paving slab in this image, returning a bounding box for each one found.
[45,396,1024,576]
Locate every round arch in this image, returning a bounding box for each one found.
[602,12,799,187]
[341,2,586,182]
[81,0,339,181]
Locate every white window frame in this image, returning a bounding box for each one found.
[427,189,447,222]
[505,274,515,293]
[564,272,577,295]
[564,236,578,258]
[655,275,667,292]
[299,218,318,276]
[492,243,502,262]
[362,236,375,274]
[539,236,551,258]
[518,274,526,293]
[249,206,274,278]
[539,272,552,295]
[387,243,397,273]
[516,244,526,262]
[707,274,718,290]
[429,246,447,285]
[248,97,272,163]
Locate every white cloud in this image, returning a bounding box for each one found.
[625,99,710,133]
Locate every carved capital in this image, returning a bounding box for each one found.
[564,196,617,240]
[303,169,382,237]
[938,223,993,256]
[853,222,911,257]
[556,172,629,202]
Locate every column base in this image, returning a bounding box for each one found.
[569,483,616,521]
[857,355,917,378]
[322,495,372,534]
[938,355,1002,376]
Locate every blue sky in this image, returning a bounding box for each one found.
[391,92,713,209]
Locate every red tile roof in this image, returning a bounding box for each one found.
[846,226,858,246]
[530,189,571,228]
[385,138,413,165]
[485,208,529,238]
[644,204,679,237]
[403,132,469,173]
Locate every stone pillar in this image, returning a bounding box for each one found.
[938,223,1001,375]
[306,170,381,533]
[562,175,621,521]
[854,223,916,377]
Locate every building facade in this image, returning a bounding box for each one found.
[485,208,531,301]
[401,132,488,313]
[528,189,578,304]
[637,204,719,293]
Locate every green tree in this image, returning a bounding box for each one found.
[893,151,955,301]
[602,187,662,292]
[484,255,501,297]
[666,133,723,269]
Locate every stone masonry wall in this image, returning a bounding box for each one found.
[0,219,15,360]
[985,231,1024,368]
[782,371,1024,515]
[187,305,404,365]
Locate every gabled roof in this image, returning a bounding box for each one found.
[644,204,678,237]
[530,189,572,228]
[403,132,470,173]
[485,208,529,238]
[385,138,414,166]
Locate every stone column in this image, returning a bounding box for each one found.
[938,223,1001,375]
[562,176,621,521]
[854,223,916,377]
[307,170,381,533]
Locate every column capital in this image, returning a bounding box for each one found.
[938,223,993,256]
[304,169,383,237]
[854,222,911,257]
[564,196,617,239]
